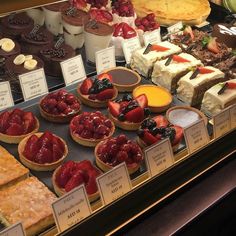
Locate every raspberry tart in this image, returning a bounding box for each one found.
[18,131,68,171]
[137,116,184,152]
[108,94,150,130]
[77,74,118,108]
[39,89,81,123]
[95,134,143,174]
[52,160,101,202]
[70,111,115,147]
[0,108,39,144]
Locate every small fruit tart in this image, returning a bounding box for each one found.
[77,74,118,108]
[108,94,150,130]
[18,131,68,171]
[137,116,184,152]
[70,111,115,147]
[95,134,143,174]
[52,160,102,202]
[39,89,81,123]
[0,108,39,144]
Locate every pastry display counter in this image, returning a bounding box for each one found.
[0,1,235,236]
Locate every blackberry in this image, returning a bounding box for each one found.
[118,113,125,121]
[144,107,151,116]
[141,118,156,129]
[123,100,139,114]
[163,127,176,142]
[122,94,133,101]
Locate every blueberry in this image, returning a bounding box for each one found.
[118,113,125,121]
[144,107,151,116]
[122,94,133,101]
[141,119,156,129]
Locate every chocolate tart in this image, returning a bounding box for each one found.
[77,85,118,108]
[18,133,68,171]
[133,85,172,113]
[104,67,141,92]
[95,140,141,174]
[52,164,101,202]
[0,117,39,144]
[0,38,21,59]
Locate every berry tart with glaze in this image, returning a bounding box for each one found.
[18,131,68,171]
[137,116,184,152]
[77,74,118,108]
[110,22,137,58]
[39,89,81,123]
[108,94,150,130]
[95,134,143,174]
[70,111,115,147]
[0,108,39,144]
[52,160,102,202]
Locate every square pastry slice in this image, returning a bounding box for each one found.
[0,177,57,236]
[201,79,236,116]
[151,53,202,92]
[130,41,182,77]
[177,66,226,106]
[0,146,29,189]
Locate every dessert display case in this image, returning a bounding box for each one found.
[0,1,235,236]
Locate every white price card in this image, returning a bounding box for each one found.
[19,68,48,101]
[61,55,86,85]
[184,119,210,154]
[96,163,132,205]
[230,104,236,130]
[0,222,25,236]
[167,21,183,34]
[95,46,116,75]
[144,138,174,177]
[0,81,14,111]
[52,185,92,233]
[122,36,141,64]
[213,108,231,139]
[143,29,161,46]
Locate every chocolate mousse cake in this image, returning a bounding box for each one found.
[84,20,114,63]
[212,24,236,49]
[0,38,21,59]
[61,5,89,49]
[40,43,75,77]
[1,12,34,39]
[21,26,54,56]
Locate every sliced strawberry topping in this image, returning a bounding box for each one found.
[113,23,124,37]
[227,82,236,89]
[125,107,144,123]
[85,171,98,195]
[172,126,183,146]
[23,134,39,161]
[151,44,170,52]
[6,123,24,135]
[142,129,159,145]
[96,88,115,101]
[108,101,120,117]
[80,78,93,95]
[69,0,87,9]
[135,94,148,108]
[198,67,215,74]
[89,8,113,23]
[153,115,169,128]
[122,23,137,39]
[172,55,190,63]
[23,112,36,133]
[65,170,84,192]
[97,72,112,82]
[0,111,10,133]
[207,37,220,54]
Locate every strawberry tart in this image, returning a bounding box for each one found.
[77,73,118,108]
[0,108,39,144]
[108,94,150,130]
[70,111,115,147]
[137,115,183,152]
[53,160,101,202]
[95,134,143,174]
[39,89,81,123]
[18,131,68,171]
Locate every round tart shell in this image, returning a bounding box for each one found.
[77,86,118,108]
[70,120,115,147]
[103,67,142,92]
[0,117,40,144]
[95,140,141,175]
[52,164,101,202]
[18,132,68,171]
[39,97,81,123]
[108,113,142,131]
[133,85,172,113]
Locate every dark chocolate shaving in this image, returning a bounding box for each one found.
[29,24,40,36]
[189,68,200,80]
[87,20,98,29]
[54,35,64,49]
[218,83,228,95]
[143,44,152,55]
[165,56,172,66]
[147,67,154,80]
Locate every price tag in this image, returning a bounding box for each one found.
[230,104,236,130]
[143,29,161,46]
[19,68,48,101]
[0,82,14,111]
[167,21,183,34]
[52,185,92,233]
[0,222,25,236]
[213,108,231,139]
[144,138,174,177]
[61,55,86,85]
[95,46,116,74]
[96,163,132,205]
[122,36,141,64]
[184,119,210,154]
